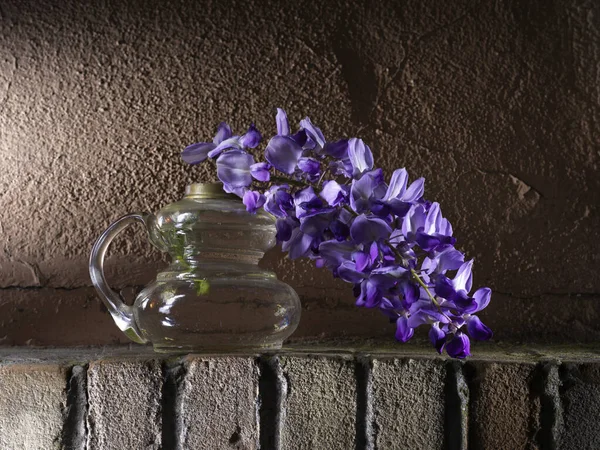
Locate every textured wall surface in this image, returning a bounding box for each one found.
[0,0,598,345]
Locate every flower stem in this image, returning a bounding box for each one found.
[411,268,452,322]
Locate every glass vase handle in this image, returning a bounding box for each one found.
[89,213,150,344]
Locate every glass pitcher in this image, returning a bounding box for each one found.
[89,183,301,353]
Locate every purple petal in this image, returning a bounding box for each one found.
[207,136,243,158]
[400,178,425,203]
[371,265,408,278]
[369,241,379,263]
[265,135,303,174]
[318,240,357,267]
[353,250,369,272]
[250,162,271,182]
[320,181,349,206]
[264,185,293,218]
[300,211,335,237]
[395,316,414,342]
[384,168,408,201]
[472,287,492,312]
[453,260,474,293]
[329,220,350,241]
[446,333,471,358]
[424,202,442,235]
[276,218,295,242]
[434,246,465,273]
[293,186,318,217]
[402,281,420,306]
[434,276,457,301]
[282,227,313,259]
[291,129,308,146]
[415,232,442,252]
[299,117,326,148]
[466,315,493,341]
[216,150,254,188]
[348,138,374,178]
[350,214,392,244]
[297,157,321,175]
[349,169,385,214]
[357,280,381,308]
[338,261,366,283]
[276,108,290,136]
[242,191,266,214]
[240,123,262,148]
[323,139,349,159]
[429,323,447,354]
[213,122,232,144]
[453,291,478,314]
[181,142,216,165]
[222,183,246,198]
[401,204,426,240]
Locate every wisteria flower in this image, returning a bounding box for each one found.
[181,108,493,359]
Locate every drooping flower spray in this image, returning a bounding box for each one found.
[181,109,492,358]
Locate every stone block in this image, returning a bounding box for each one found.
[86,359,162,449]
[0,364,67,450]
[372,358,446,450]
[467,361,539,449]
[279,355,356,450]
[180,357,259,449]
[558,362,600,449]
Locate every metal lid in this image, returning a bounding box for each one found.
[184,182,237,199]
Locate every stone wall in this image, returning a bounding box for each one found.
[0,1,598,344]
[0,348,599,449]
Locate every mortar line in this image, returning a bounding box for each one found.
[61,364,88,450]
[258,355,284,450]
[444,360,468,450]
[355,356,374,450]
[161,359,186,450]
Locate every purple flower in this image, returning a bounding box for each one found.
[429,322,447,354]
[299,117,326,150]
[356,279,383,308]
[350,169,386,214]
[243,191,266,214]
[250,162,271,182]
[466,315,493,341]
[282,227,315,259]
[421,245,465,276]
[318,240,357,271]
[446,332,471,358]
[350,214,392,244]
[323,139,349,159]
[434,260,485,313]
[352,241,380,272]
[240,123,262,148]
[265,135,303,174]
[216,150,255,192]
[276,108,290,136]
[348,138,374,178]
[182,122,264,164]
[297,157,321,176]
[320,181,349,207]
[276,216,298,242]
[377,168,425,217]
[264,185,293,218]
[181,122,233,165]
[395,316,414,342]
[182,107,493,358]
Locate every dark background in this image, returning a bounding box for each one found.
[0,0,598,346]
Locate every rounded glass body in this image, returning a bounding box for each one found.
[90,183,301,353]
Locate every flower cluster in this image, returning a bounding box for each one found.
[182,109,492,358]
